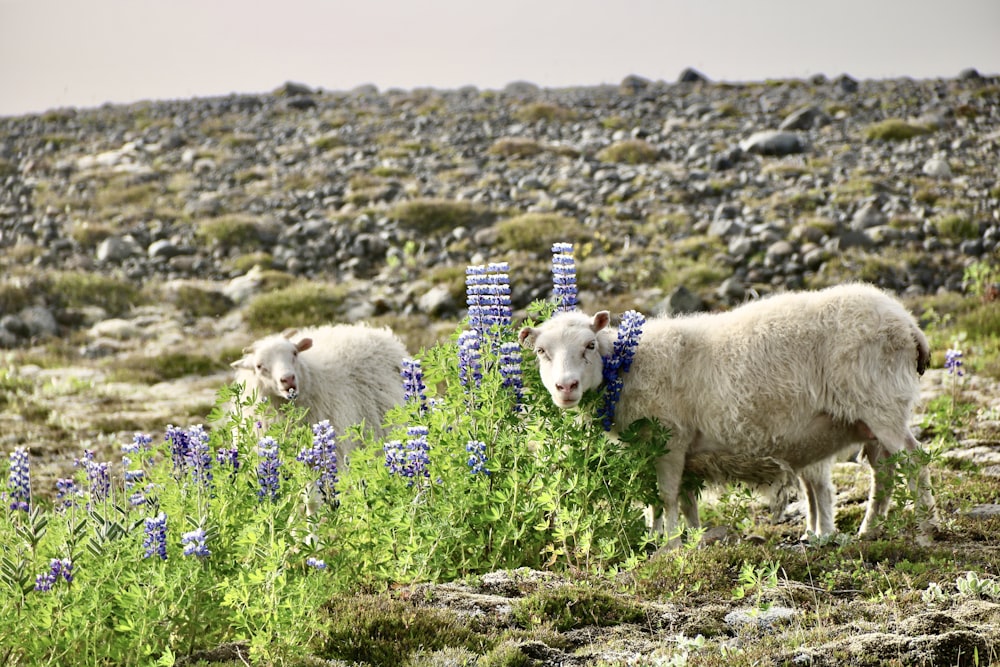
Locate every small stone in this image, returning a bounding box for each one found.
[779,106,831,131]
[739,130,806,156]
[851,202,887,230]
[922,157,952,178]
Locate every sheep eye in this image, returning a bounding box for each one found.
[536,347,548,359]
[585,341,596,351]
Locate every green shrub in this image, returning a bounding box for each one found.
[495,213,589,252]
[513,102,577,123]
[45,271,143,316]
[933,214,979,241]
[311,133,345,152]
[242,282,349,333]
[195,215,272,249]
[319,595,485,665]
[864,119,933,141]
[168,285,235,318]
[94,181,160,211]
[596,139,659,164]
[224,252,275,275]
[513,587,644,631]
[389,198,494,234]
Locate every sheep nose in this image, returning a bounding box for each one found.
[280,374,297,391]
[555,379,579,393]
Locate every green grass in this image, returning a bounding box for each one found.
[494,213,589,252]
[241,281,350,334]
[389,198,495,234]
[596,139,659,164]
[864,119,934,141]
[195,215,273,249]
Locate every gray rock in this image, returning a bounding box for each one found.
[418,286,455,316]
[851,202,887,230]
[779,106,831,131]
[1,314,30,338]
[717,277,746,302]
[725,606,799,631]
[922,157,952,178]
[19,306,59,338]
[708,217,745,238]
[619,75,650,96]
[96,236,142,263]
[739,130,806,156]
[833,74,859,93]
[666,286,705,315]
[148,239,184,259]
[678,67,709,83]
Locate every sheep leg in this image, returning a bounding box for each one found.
[858,441,893,537]
[653,448,688,546]
[799,459,836,538]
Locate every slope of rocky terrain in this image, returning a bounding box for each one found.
[1,70,999,666]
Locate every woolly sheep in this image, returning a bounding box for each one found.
[231,324,408,458]
[519,283,939,543]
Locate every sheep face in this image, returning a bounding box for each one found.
[232,330,314,400]
[519,311,612,408]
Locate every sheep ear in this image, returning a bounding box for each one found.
[281,328,299,339]
[296,337,313,353]
[591,311,611,332]
[518,326,538,349]
[231,356,253,370]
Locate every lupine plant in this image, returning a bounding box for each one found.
[0,241,667,665]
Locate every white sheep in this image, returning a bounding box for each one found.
[519,283,938,543]
[231,323,408,457]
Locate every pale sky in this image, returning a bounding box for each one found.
[2,0,999,117]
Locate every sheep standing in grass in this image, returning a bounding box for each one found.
[231,324,408,459]
[519,283,939,544]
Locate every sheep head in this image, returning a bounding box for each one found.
[518,310,613,408]
[231,332,314,400]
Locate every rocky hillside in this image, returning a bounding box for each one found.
[2,70,1000,666]
[3,70,999,330]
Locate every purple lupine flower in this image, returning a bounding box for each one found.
[466,263,513,335]
[181,528,210,558]
[457,330,483,390]
[401,357,428,413]
[165,424,192,479]
[598,310,645,431]
[306,557,327,570]
[184,425,213,492]
[34,559,70,592]
[551,242,578,312]
[404,426,431,484]
[498,341,525,408]
[385,426,431,486]
[945,348,964,377]
[75,450,110,505]
[384,439,406,476]
[257,437,282,503]
[55,478,80,512]
[297,421,339,505]
[216,446,240,481]
[465,440,490,476]
[7,447,30,512]
[143,512,168,560]
[122,433,152,506]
